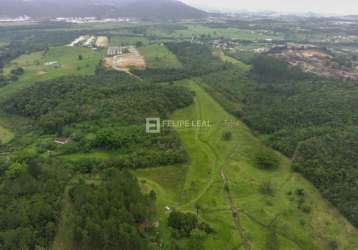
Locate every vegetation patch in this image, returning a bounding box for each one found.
[139,44,182,69]
[0,125,14,144]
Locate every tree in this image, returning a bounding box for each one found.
[10,67,24,76]
[78,54,83,60]
[5,162,27,179]
[168,211,198,237]
[222,131,232,141]
[136,41,144,48]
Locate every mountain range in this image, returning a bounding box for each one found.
[0,0,208,20]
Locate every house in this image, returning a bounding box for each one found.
[44,61,61,68]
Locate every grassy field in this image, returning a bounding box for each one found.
[147,25,282,41]
[0,113,23,145]
[110,35,150,46]
[139,44,183,69]
[213,50,251,70]
[0,46,104,101]
[0,125,14,144]
[135,80,358,249]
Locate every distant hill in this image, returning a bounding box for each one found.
[0,0,113,18]
[116,0,208,20]
[0,0,208,20]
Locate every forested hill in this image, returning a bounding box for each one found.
[116,0,208,20]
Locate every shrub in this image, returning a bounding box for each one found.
[259,181,274,196]
[222,131,232,141]
[256,149,279,170]
[168,211,198,237]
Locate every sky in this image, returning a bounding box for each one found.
[181,0,358,15]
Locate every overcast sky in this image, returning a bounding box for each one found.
[181,0,358,15]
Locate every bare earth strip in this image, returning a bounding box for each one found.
[112,47,145,70]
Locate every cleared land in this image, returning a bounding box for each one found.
[106,46,146,72]
[139,44,182,69]
[135,80,358,249]
[0,46,104,101]
[146,25,282,41]
[95,36,109,48]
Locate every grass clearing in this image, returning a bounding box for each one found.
[60,151,111,162]
[147,25,282,41]
[139,44,182,69]
[213,49,251,70]
[110,35,150,46]
[135,80,358,249]
[0,46,104,101]
[0,125,14,144]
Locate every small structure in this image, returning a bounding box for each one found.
[44,61,58,66]
[44,61,61,68]
[54,138,69,145]
[107,46,123,56]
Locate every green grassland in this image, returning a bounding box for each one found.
[0,112,24,145]
[147,25,282,41]
[110,35,150,46]
[213,49,251,70]
[139,44,183,69]
[0,46,104,101]
[135,80,358,249]
[0,125,14,144]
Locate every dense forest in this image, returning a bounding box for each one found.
[0,156,70,249]
[3,70,193,170]
[68,169,155,250]
[200,55,358,227]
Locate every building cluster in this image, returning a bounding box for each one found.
[53,17,134,24]
[68,35,109,48]
[276,43,358,81]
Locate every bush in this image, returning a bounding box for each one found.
[222,131,232,141]
[259,181,274,196]
[168,211,198,237]
[291,162,302,172]
[256,149,279,170]
[10,67,24,76]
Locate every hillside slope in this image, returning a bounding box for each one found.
[135,79,358,250]
[117,0,207,20]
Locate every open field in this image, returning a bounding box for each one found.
[135,80,358,249]
[110,35,150,46]
[139,44,182,69]
[147,25,282,41]
[0,125,14,144]
[0,46,104,101]
[213,49,252,70]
